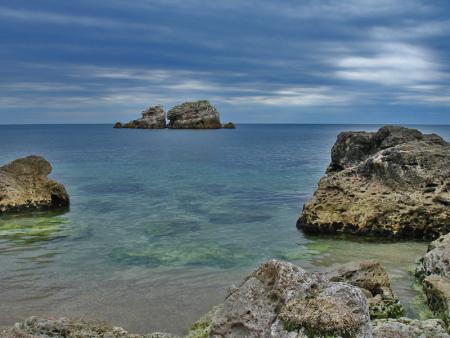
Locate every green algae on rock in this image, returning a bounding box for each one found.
[297,125,450,239]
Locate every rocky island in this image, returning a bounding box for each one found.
[0,155,69,214]
[114,101,235,130]
[297,125,450,239]
[167,100,221,129]
[115,106,166,129]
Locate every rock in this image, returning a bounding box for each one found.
[113,121,122,128]
[0,316,179,338]
[298,125,450,239]
[208,260,371,337]
[0,156,69,214]
[416,233,450,280]
[223,122,235,129]
[278,282,371,337]
[371,317,449,338]
[122,106,166,129]
[167,100,221,129]
[423,275,450,324]
[324,260,403,319]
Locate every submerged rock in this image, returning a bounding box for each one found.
[324,260,403,319]
[122,106,166,129]
[223,122,235,129]
[371,317,449,338]
[297,125,450,239]
[167,100,221,129]
[0,316,178,338]
[0,156,69,214]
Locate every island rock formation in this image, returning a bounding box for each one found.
[297,125,450,239]
[0,155,69,214]
[120,106,166,129]
[167,100,221,129]
[223,122,236,129]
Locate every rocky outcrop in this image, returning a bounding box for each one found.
[416,233,450,280]
[324,260,403,319]
[0,156,69,214]
[167,101,221,129]
[298,125,450,239]
[416,233,450,326]
[372,317,449,338]
[114,121,122,128]
[0,317,178,338]
[208,260,371,337]
[122,106,166,129]
[222,122,235,129]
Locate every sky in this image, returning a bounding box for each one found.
[1,0,450,124]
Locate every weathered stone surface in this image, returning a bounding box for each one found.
[222,122,235,129]
[122,106,166,129]
[298,125,450,239]
[416,233,450,280]
[208,260,371,338]
[167,101,221,129]
[423,275,450,323]
[0,316,179,338]
[0,156,69,214]
[371,317,449,338]
[324,260,403,319]
[278,282,371,337]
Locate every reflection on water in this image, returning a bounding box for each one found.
[0,124,448,335]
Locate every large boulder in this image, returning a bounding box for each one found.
[416,233,450,280]
[0,156,69,214]
[371,317,449,338]
[122,106,166,129]
[416,233,450,325]
[0,317,178,338]
[297,125,450,239]
[208,260,371,337]
[167,100,221,129]
[324,260,403,319]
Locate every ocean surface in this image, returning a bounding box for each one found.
[0,124,449,334]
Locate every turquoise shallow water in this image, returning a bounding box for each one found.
[0,124,449,334]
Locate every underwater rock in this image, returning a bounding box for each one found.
[371,317,449,338]
[0,316,179,338]
[298,125,450,239]
[324,260,403,319]
[122,106,166,129]
[167,100,221,129]
[208,260,371,337]
[223,122,235,129]
[0,155,69,214]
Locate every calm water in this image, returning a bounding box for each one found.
[0,124,449,334]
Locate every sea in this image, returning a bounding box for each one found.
[1,124,449,334]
